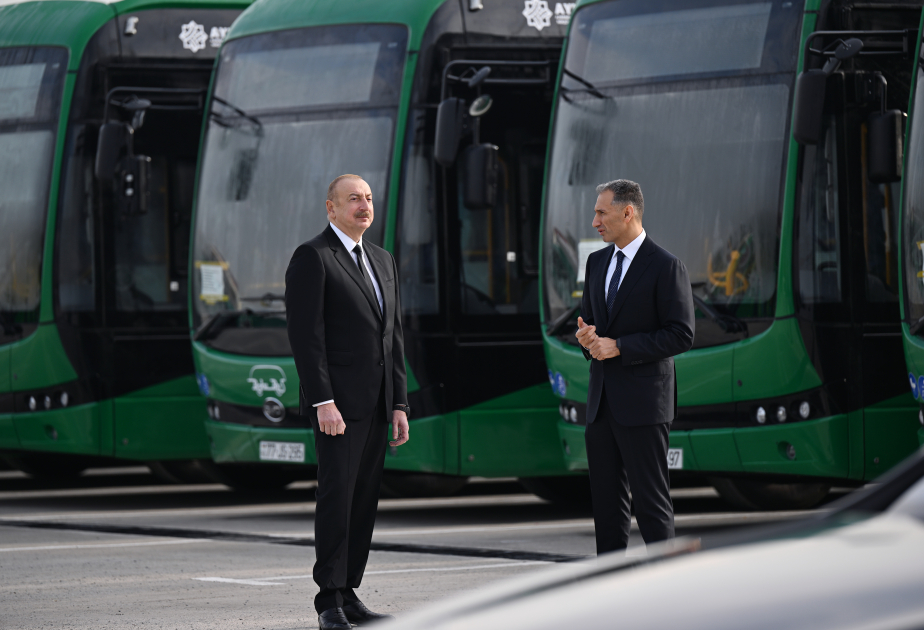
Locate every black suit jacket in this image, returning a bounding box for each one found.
[581,236,694,426]
[285,225,407,422]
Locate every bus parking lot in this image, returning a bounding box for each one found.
[0,467,842,630]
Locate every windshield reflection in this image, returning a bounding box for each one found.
[543,0,801,348]
[191,25,407,335]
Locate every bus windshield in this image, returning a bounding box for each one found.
[543,0,802,342]
[192,24,407,327]
[0,48,66,325]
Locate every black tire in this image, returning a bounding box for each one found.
[3,453,88,479]
[148,459,223,484]
[519,475,592,505]
[379,472,469,498]
[710,477,831,511]
[209,463,304,492]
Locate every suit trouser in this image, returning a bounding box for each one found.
[311,382,386,613]
[585,389,674,554]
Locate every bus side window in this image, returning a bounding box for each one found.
[797,117,843,305]
[57,126,96,313]
[397,110,440,316]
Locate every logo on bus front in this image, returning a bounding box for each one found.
[179,21,231,53]
[247,365,287,398]
[522,1,574,31]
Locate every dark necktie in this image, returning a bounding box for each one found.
[606,250,626,314]
[353,244,381,315]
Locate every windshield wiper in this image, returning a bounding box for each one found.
[210,96,263,131]
[546,303,581,337]
[240,293,285,305]
[561,68,606,100]
[194,308,286,341]
[909,314,924,336]
[690,288,748,335]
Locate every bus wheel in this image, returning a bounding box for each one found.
[518,476,592,505]
[380,472,469,498]
[148,459,223,484]
[710,478,831,511]
[3,453,88,479]
[209,464,303,492]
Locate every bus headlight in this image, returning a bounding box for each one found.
[777,406,787,422]
[798,401,810,419]
[756,406,767,424]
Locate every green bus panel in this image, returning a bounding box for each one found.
[384,415,448,474]
[688,429,742,473]
[112,376,211,459]
[8,326,77,392]
[733,416,849,478]
[13,403,99,455]
[863,394,921,479]
[459,382,569,477]
[459,408,567,478]
[194,343,300,408]
[205,420,317,465]
[113,401,210,460]
[731,319,821,402]
[676,346,732,407]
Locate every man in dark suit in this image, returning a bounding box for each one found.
[286,174,409,629]
[575,179,694,555]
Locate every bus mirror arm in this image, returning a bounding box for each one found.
[794,38,864,145]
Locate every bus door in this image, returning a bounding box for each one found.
[796,17,920,479]
[97,81,210,458]
[436,56,561,476]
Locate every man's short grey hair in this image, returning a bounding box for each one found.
[596,179,644,220]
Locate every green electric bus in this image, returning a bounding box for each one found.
[0,0,249,479]
[190,0,579,492]
[541,0,924,509]
[900,11,924,448]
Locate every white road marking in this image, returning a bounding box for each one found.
[0,494,544,521]
[0,538,210,552]
[0,480,318,501]
[373,520,595,536]
[194,561,549,586]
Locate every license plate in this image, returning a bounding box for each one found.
[667,447,683,470]
[259,441,305,463]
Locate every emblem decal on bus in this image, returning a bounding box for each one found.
[247,365,287,397]
[179,21,231,53]
[522,0,553,31]
[554,3,575,25]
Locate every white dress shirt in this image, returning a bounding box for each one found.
[313,222,384,409]
[605,229,646,300]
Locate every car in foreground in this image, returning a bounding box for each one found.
[386,448,924,630]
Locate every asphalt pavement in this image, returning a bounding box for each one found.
[0,467,839,629]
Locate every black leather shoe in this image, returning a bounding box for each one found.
[318,607,352,629]
[342,600,395,625]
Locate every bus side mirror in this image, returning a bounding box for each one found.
[95,123,129,180]
[462,143,498,209]
[868,109,904,183]
[793,70,827,145]
[434,97,466,167]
